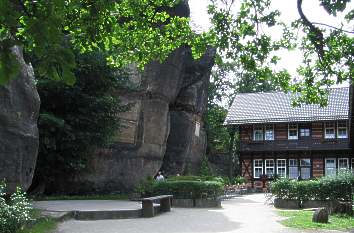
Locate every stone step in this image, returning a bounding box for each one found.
[40,205,162,221]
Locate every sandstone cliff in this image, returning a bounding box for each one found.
[0,47,40,193]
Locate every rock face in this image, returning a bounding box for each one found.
[62,46,215,194]
[0,47,40,193]
[50,1,215,194]
[161,48,215,175]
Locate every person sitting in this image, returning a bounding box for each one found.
[155,171,165,181]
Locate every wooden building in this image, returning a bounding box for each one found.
[224,87,352,189]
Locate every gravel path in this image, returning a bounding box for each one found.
[55,194,346,233]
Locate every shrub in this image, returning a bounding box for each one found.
[134,176,155,197]
[167,176,223,183]
[0,182,32,233]
[233,176,247,185]
[270,170,354,201]
[152,179,223,199]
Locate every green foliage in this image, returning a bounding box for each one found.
[153,179,224,199]
[0,0,208,85]
[134,176,155,198]
[16,217,57,233]
[279,210,354,231]
[270,171,354,201]
[233,176,247,185]
[34,51,126,192]
[199,156,212,177]
[167,176,223,183]
[0,182,32,233]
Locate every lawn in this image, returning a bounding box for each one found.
[279,210,354,231]
[17,218,57,233]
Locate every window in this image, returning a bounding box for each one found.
[253,126,263,141]
[338,158,349,170]
[265,159,274,177]
[337,121,348,139]
[325,122,335,139]
[325,158,336,176]
[253,159,263,178]
[289,159,298,179]
[300,128,310,137]
[300,158,311,179]
[288,124,298,140]
[277,159,286,178]
[264,125,274,141]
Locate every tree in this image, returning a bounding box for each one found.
[32,52,128,193]
[0,0,210,85]
[207,0,353,105]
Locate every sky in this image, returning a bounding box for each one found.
[188,0,353,87]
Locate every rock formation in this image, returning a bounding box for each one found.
[50,1,215,194]
[0,46,40,193]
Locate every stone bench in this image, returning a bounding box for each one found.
[142,195,173,217]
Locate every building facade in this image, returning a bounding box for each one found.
[225,87,352,189]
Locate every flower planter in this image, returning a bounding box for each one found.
[195,198,221,208]
[172,199,194,208]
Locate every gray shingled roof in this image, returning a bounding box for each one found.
[225,87,349,125]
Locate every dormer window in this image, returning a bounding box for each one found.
[253,125,263,141]
[325,122,335,139]
[337,121,348,138]
[265,125,274,141]
[288,124,298,140]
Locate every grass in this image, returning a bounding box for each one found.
[17,218,57,233]
[279,210,354,231]
[16,209,57,233]
[33,194,129,201]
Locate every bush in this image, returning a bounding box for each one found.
[0,182,32,233]
[167,176,223,183]
[152,179,223,199]
[270,171,354,201]
[233,176,247,185]
[134,176,155,197]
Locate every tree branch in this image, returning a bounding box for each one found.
[312,22,354,34]
[297,0,325,60]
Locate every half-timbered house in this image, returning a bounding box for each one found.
[224,87,352,189]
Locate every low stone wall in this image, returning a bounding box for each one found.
[172,198,221,208]
[274,198,301,209]
[274,198,353,214]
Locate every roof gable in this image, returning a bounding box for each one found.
[225,87,349,125]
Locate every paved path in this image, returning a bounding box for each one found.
[55,194,344,233]
[34,200,141,211]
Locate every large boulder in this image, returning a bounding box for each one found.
[312,208,329,223]
[0,47,40,193]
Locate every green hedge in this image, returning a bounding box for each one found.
[152,180,224,199]
[270,171,354,201]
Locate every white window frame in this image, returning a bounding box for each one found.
[325,158,336,176]
[338,158,349,170]
[300,158,311,179]
[264,124,274,141]
[288,124,298,140]
[288,159,298,179]
[253,159,263,178]
[325,122,336,139]
[265,159,275,177]
[277,159,287,178]
[253,125,264,141]
[300,128,310,137]
[337,121,348,139]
